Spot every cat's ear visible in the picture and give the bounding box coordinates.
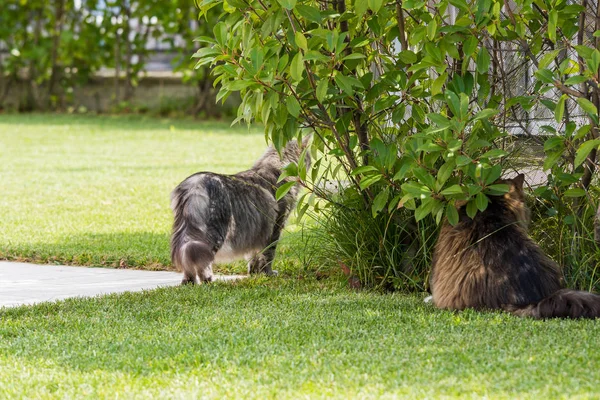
[512,173,525,190]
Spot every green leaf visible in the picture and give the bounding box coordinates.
[368,0,383,13]
[441,184,464,196]
[355,0,368,16]
[563,188,586,198]
[290,52,304,81]
[415,198,435,222]
[316,79,328,102]
[278,162,298,182]
[577,98,598,116]
[575,125,592,141]
[590,50,600,73]
[463,36,478,57]
[393,158,414,181]
[574,139,600,167]
[548,9,557,43]
[275,181,296,200]
[484,164,502,185]
[575,45,594,60]
[304,51,329,62]
[351,165,379,175]
[227,80,254,91]
[459,93,469,120]
[402,182,431,197]
[555,94,566,123]
[359,174,383,190]
[286,96,301,118]
[427,112,451,127]
[564,75,587,85]
[372,189,389,217]
[472,108,498,121]
[467,184,482,196]
[413,167,436,189]
[448,0,469,12]
[485,184,509,195]
[446,203,459,226]
[456,155,472,166]
[277,53,290,72]
[481,149,508,159]
[192,47,221,59]
[334,74,358,95]
[436,160,456,187]
[213,23,228,47]
[535,69,555,84]
[295,32,308,52]
[250,48,263,72]
[225,0,247,8]
[277,0,296,10]
[445,90,460,117]
[388,194,403,212]
[342,53,366,61]
[544,136,565,151]
[476,47,490,74]
[427,18,437,40]
[296,5,322,23]
[475,192,488,211]
[398,51,418,64]
[543,152,562,171]
[538,50,560,69]
[431,72,447,96]
[466,200,478,219]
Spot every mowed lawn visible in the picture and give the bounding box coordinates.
[1,114,600,399]
[0,114,273,272]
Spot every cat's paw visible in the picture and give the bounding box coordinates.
[424,295,433,303]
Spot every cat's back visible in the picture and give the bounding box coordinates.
[430,206,562,311]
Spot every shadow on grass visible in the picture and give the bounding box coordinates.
[0,231,173,270]
[0,228,316,276]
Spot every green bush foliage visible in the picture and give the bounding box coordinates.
[196,0,600,290]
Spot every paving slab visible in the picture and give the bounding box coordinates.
[0,261,243,308]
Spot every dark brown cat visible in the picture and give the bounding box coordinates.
[430,174,600,319]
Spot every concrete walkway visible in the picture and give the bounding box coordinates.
[0,261,242,308]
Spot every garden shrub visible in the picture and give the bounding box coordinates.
[194,0,600,290]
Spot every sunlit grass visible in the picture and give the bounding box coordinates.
[2,114,599,399]
[0,114,295,271]
[2,278,600,399]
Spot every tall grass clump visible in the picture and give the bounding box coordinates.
[529,192,600,293]
[309,185,439,292]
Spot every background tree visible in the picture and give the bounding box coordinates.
[0,0,221,114]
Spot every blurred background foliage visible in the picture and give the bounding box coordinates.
[0,0,232,116]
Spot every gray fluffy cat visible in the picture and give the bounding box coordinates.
[170,138,310,284]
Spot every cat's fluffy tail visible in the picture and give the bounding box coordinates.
[503,289,600,319]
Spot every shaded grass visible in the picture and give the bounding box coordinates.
[0,113,304,272]
[2,278,600,399]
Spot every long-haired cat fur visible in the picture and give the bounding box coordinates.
[430,174,600,318]
[170,138,310,284]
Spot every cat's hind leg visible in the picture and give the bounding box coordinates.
[182,241,215,284]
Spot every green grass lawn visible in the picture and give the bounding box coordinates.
[0,113,302,273]
[1,114,600,399]
[2,279,600,399]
